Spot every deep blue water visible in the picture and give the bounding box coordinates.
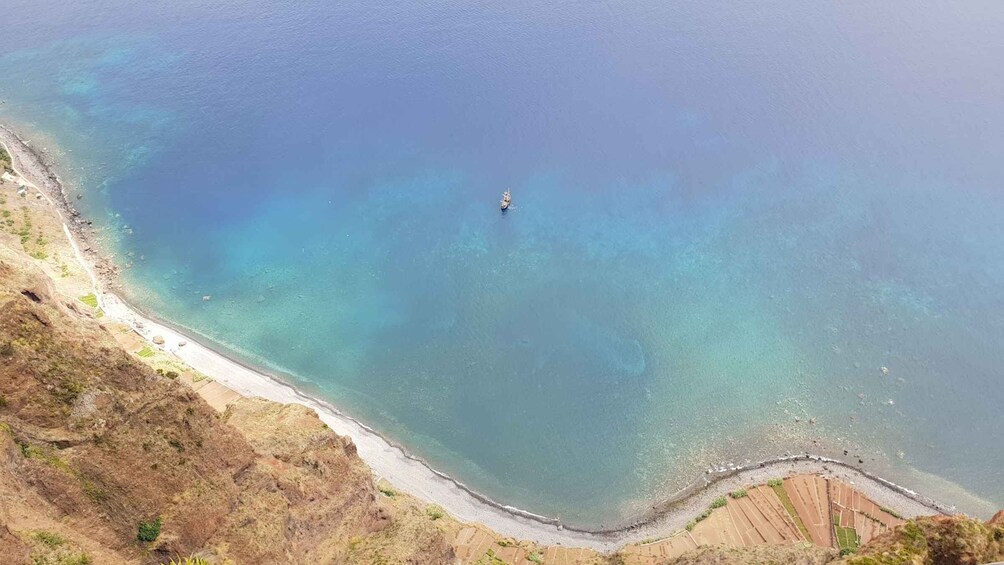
[2,1,1002,525]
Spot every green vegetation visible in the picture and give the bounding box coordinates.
[0,393,7,407]
[27,530,92,565]
[834,523,860,555]
[691,506,714,527]
[32,531,67,548]
[78,294,99,308]
[425,505,444,520]
[19,441,72,473]
[685,520,696,532]
[137,346,155,358]
[137,517,162,542]
[770,481,812,541]
[0,146,11,172]
[527,550,544,564]
[730,489,748,499]
[879,506,903,520]
[18,439,108,504]
[163,558,210,565]
[474,549,507,565]
[56,376,85,404]
[378,485,397,497]
[6,207,50,260]
[710,496,728,509]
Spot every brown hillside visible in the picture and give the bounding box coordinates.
[0,247,454,564]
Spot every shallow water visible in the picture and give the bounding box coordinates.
[1,0,1002,525]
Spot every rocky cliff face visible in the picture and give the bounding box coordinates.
[840,513,1004,565]
[0,246,455,564]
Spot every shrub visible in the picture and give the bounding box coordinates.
[528,551,544,564]
[879,506,904,520]
[685,520,696,532]
[767,478,784,487]
[730,489,747,499]
[710,496,727,509]
[0,342,14,357]
[32,530,66,547]
[165,558,210,565]
[0,394,7,408]
[138,517,162,542]
[425,505,445,520]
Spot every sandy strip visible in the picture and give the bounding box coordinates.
[0,123,953,551]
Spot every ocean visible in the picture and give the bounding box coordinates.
[1,0,1001,526]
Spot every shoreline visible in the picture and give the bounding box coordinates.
[0,122,956,551]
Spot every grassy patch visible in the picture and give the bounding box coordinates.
[137,346,155,358]
[425,505,444,520]
[32,530,66,548]
[528,550,544,564]
[19,441,72,473]
[378,485,396,497]
[710,496,727,509]
[835,524,860,555]
[730,489,748,499]
[0,146,11,172]
[137,517,162,542]
[19,440,108,504]
[767,478,784,487]
[27,529,92,565]
[771,482,812,541]
[78,293,98,308]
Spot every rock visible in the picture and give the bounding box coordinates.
[809,417,816,424]
[880,366,890,375]
[202,295,212,301]
[152,335,165,345]
[178,341,187,347]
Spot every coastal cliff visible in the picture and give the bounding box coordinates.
[0,244,455,564]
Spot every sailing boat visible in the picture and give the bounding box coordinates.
[500,189,512,211]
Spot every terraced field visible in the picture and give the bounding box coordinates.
[618,475,905,565]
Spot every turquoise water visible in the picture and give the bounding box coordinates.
[1,1,1002,525]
